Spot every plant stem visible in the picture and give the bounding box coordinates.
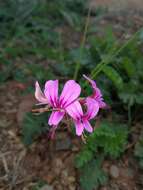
[128,103,132,127]
[73,6,91,80]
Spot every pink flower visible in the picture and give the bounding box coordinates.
[66,97,99,136]
[35,80,81,126]
[83,75,106,109]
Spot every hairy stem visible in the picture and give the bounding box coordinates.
[73,6,91,80]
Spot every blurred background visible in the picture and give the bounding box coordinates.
[0,0,143,190]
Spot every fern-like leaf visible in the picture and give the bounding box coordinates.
[80,157,108,190]
[22,112,49,145]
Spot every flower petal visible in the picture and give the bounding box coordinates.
[74,120,84,136]
[83,74,97,90]
[48,111,65,126]
[83,75,102,99]
[35,81,48,104]
[59,80,81,108]
[85,97,99,120]
[44,80,58,107]
[66,101,83,120]
[83,119,93,133]
[83,75,106,109]
[98,100,107,109]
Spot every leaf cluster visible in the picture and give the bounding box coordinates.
[80,158,108,190]
[22,112,49,146]
[75,120,128,168]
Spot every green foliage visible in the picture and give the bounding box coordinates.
[51,0,87,28]
[92,121,128,157]
[75,147,94,168]
[80,158,108,190]
[22,112,49,146]
[31,180,47,190]
[0,0,86,43]
[0,58,13,83]
[86,29,143,110]
[75,120,128,168]
[118,82,143,106]
[134,132,143,169]
[0,0,89,84]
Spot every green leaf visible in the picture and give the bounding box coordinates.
[91,121,128,158]
[31,180,47,190]
[122,57,136,77]
[135,94,143,105]
[75,148,94,168]
[102,65,124,89]
[118,82,143,106]
[69,48,91,66]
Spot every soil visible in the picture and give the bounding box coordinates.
[0,9,143,190]
[90,0,143,11]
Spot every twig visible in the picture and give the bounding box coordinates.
[0,151,11,158]
[1,156,9,174]
[32,107,63,113]
[81,133,87,144]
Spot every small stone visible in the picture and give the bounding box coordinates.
[40,185,53,190]
[56,132,67,139]
[61,170,68,178]
[61,170,69,185]
[110,183,120,190]
[71,145,79,152]
[5,101,13,107]
[23,187,28,190]
[100,187,108,190]
[120,168,134,179]
[69,185,76,190]
[110,165,119,178]
[103,161,110,173]
[68,176,76,183]
[55,137,72,151]
[43,174,55,184]
[54,158,63,168]
[0,118,12,128]
[53,158,64,175]
[54,184,63,190]
[5,108,17,114]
